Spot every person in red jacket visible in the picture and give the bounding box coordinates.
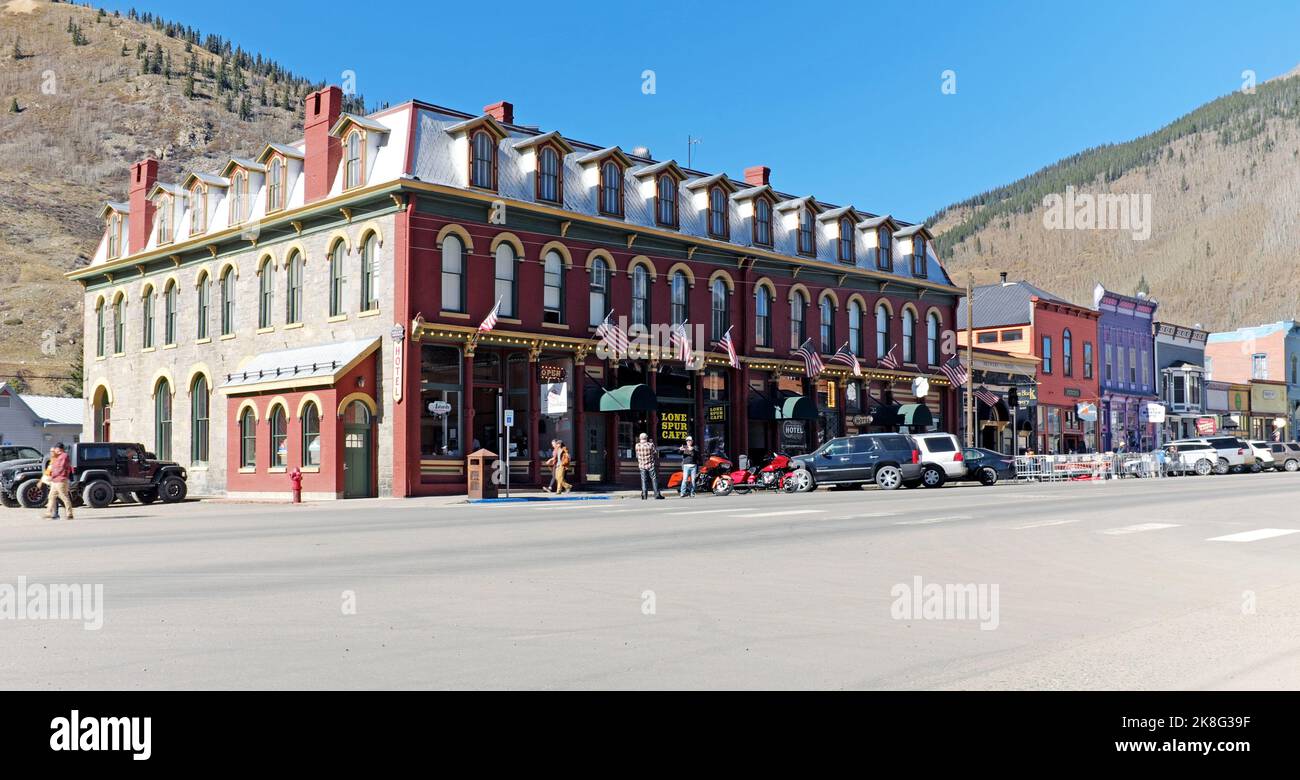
[43,443,74,520]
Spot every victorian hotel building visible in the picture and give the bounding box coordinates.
[75,87,961,498]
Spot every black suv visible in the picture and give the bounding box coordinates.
[0,449,46,508]
[788,433,922,491]
[1,442,188,509]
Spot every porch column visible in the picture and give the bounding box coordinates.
[463,344,476,459]
[528,345,540,485]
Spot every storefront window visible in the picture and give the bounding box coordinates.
[421,344,462,458]
[507,354,530,459]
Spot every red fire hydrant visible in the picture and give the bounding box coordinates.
[289,467,303,504]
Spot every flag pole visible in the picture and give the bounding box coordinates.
[966,273,975,448]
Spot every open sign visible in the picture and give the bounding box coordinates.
[428,400,452,415]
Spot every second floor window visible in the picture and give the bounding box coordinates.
[258,260,274,328]
[819,298,834,353]
[164,282,177,345]
[285,251,303,324]
[267,158,284,211]
[902,309,916,363]
[708,186,729,238]
[470,130,496,190]
[631,264,649,327]
[329,241,347,317]
[755,286,772,347]
[599,160,623,216]
[589,258,609,327]
[1063,329,1073,377]
[536,146,562,203]
[656,174,678,228]
[911,236,927,275]
[543,250,564,325]
[1042,335,1053,374]
[670,271,688,325]
[790,291,806,347]
[877,228,893,270]
[345,131,363,189]
[927,312,940,365]
[441,235,464,313]
[1083,342,1093,379]
[797,206,816,256]
[753,198,773,247]
[196,274,210,340]
[221,268,236,336]
[710,279,728,342]
[875,304,889,358]
[142,289,155,349]
[113,296,125,354]
[361,234,378,311]
[494,243,516,317]
[230,172,247,224]
[1252,353,1267,379]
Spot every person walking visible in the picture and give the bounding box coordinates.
[635,433,663,500]
[41,447,61,519]
[677,436,698,497]
[554,440,572,494]
[43,443,74,520]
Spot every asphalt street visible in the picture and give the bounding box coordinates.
[2,472,1299,689]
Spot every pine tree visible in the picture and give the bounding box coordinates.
[151,43,163,74]
[62,351,84,399]
[1135,275,1150,297]
[239,94,253,121]
[223,94,234,112]
[183,73,195,99]
[8,97,19,114]
[259,84,267,106]
[11,36,20,61]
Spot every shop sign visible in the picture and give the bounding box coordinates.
[848,414,873,427]
[781,420,805,444]
[659,411,690,443]
[542,382,568,416]
[1064,388,1082,398]
[706,405,727,423]
[539,363,567,384]
[1146,403,1166,424]
[1076,402,1098,421]
[1195,417,1217,435]
[428,400,452,415]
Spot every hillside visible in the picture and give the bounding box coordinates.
[0,0,369,395]
[928,68,1300,330]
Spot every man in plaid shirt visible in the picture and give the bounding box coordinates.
[635,433,664,500]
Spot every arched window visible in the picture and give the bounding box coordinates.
[536,146,562,203]
[301,402,321,467]
[708,186,729,239]
[196,272,209,340]
[911,235,927,275]
[107,214,122,259]
[494,242,516,317]
[755,285,772,348]
[753,198,773,247]
[142,287,155,349]
[849,300,863,356]
[285,250,303,324]
[269,405,288,468]
[588,257,609,327]
[655,174,678,228]
[875,303,890,358]
[267,157,284,211]
[902,309,916,363]
[926,311,941,365]
[164,281,177,345]
[189,184,206,236]
[820,297,834,353]
[1063,328,1073,377]
[631,264,650,328]
[360,233,378,312]
[441,235,463,313]
[470,129,497,190]
[95,299,106,357]
[710,278,728,342]
[543,249,564,325]
[797,206,816,256]
[877,228,893,271]
[257,259,274,328]
[220,267,236,336]
[344,131,363,189]
[112,294,125,354]
[239,407,256,468]
[838,217,855,263]
[191,375,209,464]
[670,271,688,325]
[229,172,246,225]
[599,160,623,217]
[329,241,346,317]
[93,386,111,442]
[154,379,172,461]
[156,195,173,244]
[790,290,807,347]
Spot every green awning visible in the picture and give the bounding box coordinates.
[598,384,657,412]
[776,395,819,420]
[869,404,901,426]
[898,403,934,428]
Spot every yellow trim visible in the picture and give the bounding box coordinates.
[238,467,256,474]
[300,466,321,474]
[284,322,305,330]
[296,393,324,419]
[139,281,156,300]
[489,231,526,258]
[666,262,696,287]
[357,219,385,249]
[925,305,945,327]
[196,337,212,345]
[265,395,291,420]
[846,292,869,313]
[436,223,475,254]
[627,255,657,282]
[875,298,895,317]
[357,309,382,318]
[337,392,378,416]
[90,378,114,405]
[217,259,240,281]
[788,283,811,304]
[541,322,568,330]
[220,334,236,341]
[257,252,277,273]
[538,240,574,268]
[188,363,214,392]
[256,326,275,334]
[327,229,351,254]
[818,288,840,308]
[754,276,777,297]
[585,248,617,274]
[150,368,176,396]
[282,240,308,265]
[194,267,211,288]
[707,269,735,291]
[236,399,260,422]
[440,311,471,320]
[327,314,348,323]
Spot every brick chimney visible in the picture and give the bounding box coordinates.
[484,100,514,124]
[744,165,770,186]
[304,85,344,202]
[128,158,158,255]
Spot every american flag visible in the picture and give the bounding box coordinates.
[477,297,502,333]
[830,342,861,377]
[1273,427,1282,442]
[670,321,692,363]
[879,343,901,369]
[717,327,739,368]
[938,354,968,387]
[974,387,1000,406]
[794,339,825,378]
[595,311,630,355]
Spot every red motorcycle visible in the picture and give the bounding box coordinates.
[713,452,795,495]
[666,454,733,494]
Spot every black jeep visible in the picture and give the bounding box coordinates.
[2,442,188,509]
[0,450,46,508]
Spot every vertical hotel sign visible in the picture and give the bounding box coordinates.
[390,325,405,402]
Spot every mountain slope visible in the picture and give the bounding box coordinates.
[928,69,1300,329]
[0,0,367,394]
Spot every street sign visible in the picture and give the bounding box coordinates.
[1146,403,1166,424]
[504,409,515,428]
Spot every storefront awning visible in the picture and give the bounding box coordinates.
[898,403,934,428]
[597,384,657,412]
[869,404,901,426]
[776,395,818,420]
[219,337,380,394]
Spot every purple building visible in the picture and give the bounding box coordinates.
[1093,284,1158,451]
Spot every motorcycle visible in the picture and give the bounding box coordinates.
[665,454,733,495]
[713,452,795,495]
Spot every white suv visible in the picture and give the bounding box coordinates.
[1171,437,1252,474]
[1163,441,1217,476]
[1247,441,1277,471]
[912,433,965,488]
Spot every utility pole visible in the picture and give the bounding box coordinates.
[966,273,976,448]
[687,136,701,168]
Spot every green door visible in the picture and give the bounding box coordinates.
[342,400,373,498]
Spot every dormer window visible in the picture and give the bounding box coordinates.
[797,206,816,256]
[753,196,773,247]
[877,228,893,271]
[911,235,926,275]
[229,172,247,225]
[156,196,173,245]
[837,217,855,263]
[655,174,678,228]
[106,213,123,259]
[267,157,285,212]
[470,129,497,190]
[344,130,364,190]
[599,160,624,217]
[189,183,207,236]
[536,145,562,203]
[708,186,729,239]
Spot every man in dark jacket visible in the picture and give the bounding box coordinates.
[677,436,698,497]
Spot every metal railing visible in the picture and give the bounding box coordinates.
[1014,453,1170,481]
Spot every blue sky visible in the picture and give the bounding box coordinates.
[102,0,1300,222]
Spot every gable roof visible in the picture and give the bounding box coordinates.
[511,130,575,155]
[576,145,634,169]
[443,114,508,141]
[957,280,1070,329]
[329,112,390,137]
[683,172,738,193]
[256,142,305,164]
[0,383,82,428]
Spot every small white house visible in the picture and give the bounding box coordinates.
[0,382,83,450]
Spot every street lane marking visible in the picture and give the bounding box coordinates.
[731,509,825,518]
[895,515,971,525]
[1207,528,1300,543]
[1010,518,1080,530]
[670,508,747,516]
[1100,522,1181,535]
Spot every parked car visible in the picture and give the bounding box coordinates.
[960,448,1016,485]
[8,442,188,510]
[910,432,965,488]
[1268,441,1300,472]
[1171,437,1252,474]
[0,445,42,465]
[0,452,48,508]
[1162,441,1217,476]
[1246,441,1277,472]
[787,433,921,491]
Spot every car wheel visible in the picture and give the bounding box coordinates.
[977,467,999,486]
[1213,458,1230,475]
[84,480,116,509]
[159,476,188,504]
[0,491,18,508]
[1286,459,1299,472]
[875,465,903,490]
[920,465,945,488]
[16,479,48,509]
[787,468,814,493]
[712,475,733,496]
[1193,458,1213,477]
[136,490,158,505]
